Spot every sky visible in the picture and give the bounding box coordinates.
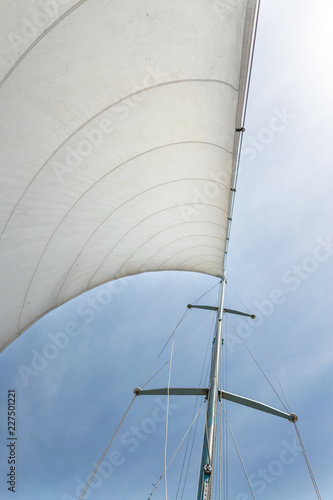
[1,1,333,499]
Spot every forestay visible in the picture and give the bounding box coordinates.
[0,0,257,351]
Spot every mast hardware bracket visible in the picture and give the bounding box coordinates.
[187,304,218,311]
[135,388,298,423]
[187,305,256,320]
[134,387,209,397]
[220,390,298,422]
[204,464,212,474]
[236,127,245,132]
[223,308,255,319]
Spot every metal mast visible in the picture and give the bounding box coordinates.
[197,275,226,500]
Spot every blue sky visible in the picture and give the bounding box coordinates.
[1,1,333,499]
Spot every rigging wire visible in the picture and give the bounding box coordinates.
[148,400,206,499]
[226,315,289,412]
[222,406,226,500]
[164,322,176,500]
[142,312,216,389]
[253,330,323,500]
[77,282,222,500]
[176,317,215,499]
[226,283,292,411]
[180,405,202,500]
[218,346,222,500]
[254,324,323,499]
[181,325,214,499]
[78,395,137,500]
[227,282,291,406]
[140,308,190,388]
[222,298,229,500]
[140,280,220,389]
[195,318,218,500]
[254,323,292,411]
[220,402,256,500]
[225,282,251,313]
[192,280,221,305]
[204,411,211,466]
[293,422,322,500]
[225,313,229,500]
[226,285,323,499]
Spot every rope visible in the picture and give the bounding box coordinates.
[221,403,256,500]
[294,423,322,500]
[78,395,136,500]
[148,400,206,499]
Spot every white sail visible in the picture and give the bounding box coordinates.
[0,0,257,351]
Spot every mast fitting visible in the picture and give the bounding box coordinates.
[224,308,255,319]
[204,464,212,474]
[187,304,218,311]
